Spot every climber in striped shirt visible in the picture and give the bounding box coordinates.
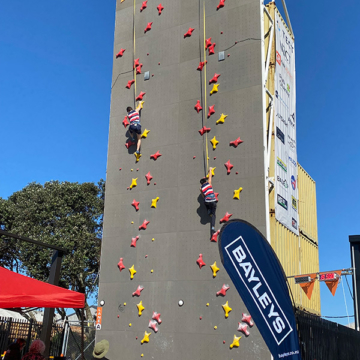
[200,167,217,233]
[127,102,143,155]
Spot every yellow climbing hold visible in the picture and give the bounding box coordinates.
[229,335,241,349]
[134,152,142,162]
[214,326,217,330]
[206,303,209,307]
[131,169,133,171]
[139,101,145,109]
[222,301,232,318]
[124,302,127,306]
[141,355,144,358]
[210,136,219,150]
[131,221,134,224]
[152,238,155,241]
[141,129,150,138]
[141,331,151,344]
[130,178,138,189]
[151,197,160,208]
[210,83,219,95]
[216,113,228,124]
[129,323,132,327]
[129,265,137,280]
[233,187,243,200]
[206,167,216,178]
[210,261,220,278]
[137,300,145,316]
[151,269,154,273]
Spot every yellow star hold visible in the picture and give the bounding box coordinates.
[229,335,241,349]
[129,265,137,280]
[141,331,151,344]
[210,136,219,150]
[233,187,243,200]
[210,261,220,278]
[210,83,219,95]
[206,167,216,178]
[134,152,142,162]
[141,129,150,138]
[151,197,160,208]
[139,101,145,109]
[216,113,228,124]
[137,300,145,316]
[222,301,232,318]
[130,178,138,189]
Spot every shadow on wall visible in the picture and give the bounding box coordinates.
[196,193,211,226]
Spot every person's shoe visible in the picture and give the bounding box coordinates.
[135,150,140,154]
[211,227,215,234]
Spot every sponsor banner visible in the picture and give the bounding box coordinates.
[274,13,299,235]
[219,220,301,359]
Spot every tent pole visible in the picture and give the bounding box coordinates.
[81,307,85,360]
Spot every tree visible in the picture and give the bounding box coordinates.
[0,180,105,321]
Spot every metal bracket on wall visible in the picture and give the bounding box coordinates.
[144,71,150,81]
[218,51,225,61]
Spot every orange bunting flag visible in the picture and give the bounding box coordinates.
[323,270,342,296]
[295,273,317,300]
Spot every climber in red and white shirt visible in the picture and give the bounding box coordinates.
[126,102,143,155]
[200,167,217,233]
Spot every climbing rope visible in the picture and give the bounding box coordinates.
[133,0,137,107]
[203,0,209,174]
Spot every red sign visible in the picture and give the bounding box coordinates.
[276,51,281,65]
[96,307,102,330]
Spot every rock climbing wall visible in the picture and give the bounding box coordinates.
[97,0,271,358]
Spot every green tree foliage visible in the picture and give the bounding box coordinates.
[0,180,105,320]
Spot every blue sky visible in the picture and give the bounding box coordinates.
[0,0,359,325]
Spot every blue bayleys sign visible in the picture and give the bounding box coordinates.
[218,219,301,359]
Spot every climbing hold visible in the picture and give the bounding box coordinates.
[217,284,230,296]
[139,219,150,230]
[137,300,145,316]
[224,160,233,174]
[210,136,219,150]
[217,0,225,10]
[136,91,146,101]
[117,315,119,318]
[194,100,203,113]
[158,62,160,65]
[238,323,250,336]
[154,183,156,185]
[138,101,145,109]
[125,141,135,149]
[210,84,219,95]
[118,258,126,272]
[206,167,216,178]
[208,43,216,55]
[236,172,238,175]
[136,64,143,74]
[124,302,126,306]
[196,254,206,269]
[140,0,147,12]
[214,192,219,201]
[129,265,137,279]
[208,105,215,118]
[157,3,164,15]
[132,285,144,297]
[209,73,221,84]
[148,320,158,333]
[131,169,134,172]
[131,235,140,247]
[197,61,207,71]
[141,129,150,138]
[198,126,211,136]
[141,354,143,357]
[130,178,138,189]
[210,261,220,277]
[152,238,155,241]
[150,150,162,160]
[223,340,225,344]
[221,31,223,34]
[193,156,196,159]
[206,303,210,307]
[134,58,140,69]
[216,113,228,125]
[214,157,216,160]
[205,37,212,49]
[151,269,154,273]
[211,229,220,242]
[129,323,132,327]
[137,168,139,171]
[220,212,232,223]
[151,197,160,208]
[145,172,153,185]
[199,316,202,320]
[222,301,232,318]
[131,199,140,211]
[134,152,142,162]
[242,313,254,327]
[184,28,195,38]
[131,221,134,224]
[233,187,243,200]
[152,311,162,323]
[145,254,148,258]
[116,48,126,58]
[123,116,130,128]
[144,22,153,33]
[229,335,241,349]
[126,79,135,89]
[141,331,151,344]
[214,326,217,330]
[230,137,244,147]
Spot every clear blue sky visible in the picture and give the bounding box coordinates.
[0,0,359,326]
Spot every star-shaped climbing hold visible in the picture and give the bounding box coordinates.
[210,261,220,277]
[206,167,216,178]
[148,320,158,333]
[233,187,243,200]
[238,323,250,336]
[208,105,215,118]
[209,73,221,84]
[152,311,162,323]
[208,43,216,55]
[220,212,233,223]
[118,258,126,272]
[151,197,159,208]
[199,126,211,136]
[157,3,164,15]
[211,229,220,242]
[131,199,140,211]
[197,61,207,71]
[224,160,233,174]
[116,48,126,58]
[131,235,140,247]
[205,37,212,49]
[144,22,153,33]
[130,178,138,190]
[230,137,244,147]
[216,284,230,296]
[217,0,225,10]
[134,58,140,69]
[141,331,151,344]
[132,285,144,297]
[137,300,145,316]
[141,129,150,138]
[242,313,254,327]
[216,113,228,124]
[230,334,241,349]
[134,152,142,162]
[214,192,219,201]
[136,91,146,101]
[222,301,232,318]
[140,0,147,12]
[139,219,150,230]
[210,136,219,150]
[197,254,206,269]
[145,171,153,185]
[184,27,195,38]
[129,265,137,279]
[126,79,135,89]
[122,116,130,128]
[210,84,219,95]
[136,63,143,74]
[150,150,162,160]
[194,100,203,113]
[125,140,135,149]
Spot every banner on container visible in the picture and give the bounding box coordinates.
[274,12,299,235]
[219,220,301,359]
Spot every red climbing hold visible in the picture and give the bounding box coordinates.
[193,156,196,159]
[116,48,126,58]
[211,229,220,242]
[238,323,250,336]
[216,284,230,296]
[197,61,207,71]
[220,212,233,223]
[139,219,150,230]
[209,73,221,84]
[132,285,144,297]
[217,0,225,10]
[152,311,162,324]
[197,254,206,269]
[123,116,130,128]
[224,160,234,174]
[131,235,140,247]
[208,105,215,118]
[208,43,216,55]
[230,137,244,147]
[144,22,153,33]
[148,320,158,333]
[136,64,143,74]
[205,37,212,49]
[194,100,203,113]
[134,58,140,69]
[184,28,195,38]
[242,313,254,327]
[214,192,219,201]
[125,141,136,149]
[131,199,140,211]
[198,126,211,136]
[140,0,147,12]
[126,79,135,89]
[150,151,162,160]
[136,91,146,101]
[145,172,153,185]
[118,258,126,272]
[157,3,164,15]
